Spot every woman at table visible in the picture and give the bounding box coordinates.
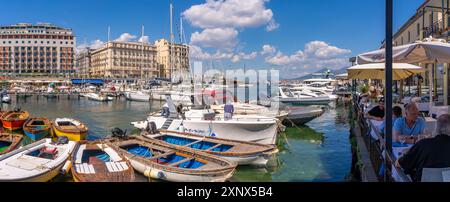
[393,102,427,145]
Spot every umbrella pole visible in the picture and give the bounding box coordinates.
[429,63,434,108]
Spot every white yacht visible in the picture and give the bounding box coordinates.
[277,87,333,105]
[124,90,151,102]
[84,92,113,102]
[131,96,279,145]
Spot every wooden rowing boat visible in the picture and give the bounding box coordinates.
[0,138,77,182]
[23,118,51,141]
[106,134,236,182]
[71,140,135,182]
[0,133,23,156]
[0,110,30,131]
[142,130,278,166]
[53,118,88,141]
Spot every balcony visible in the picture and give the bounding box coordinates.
[423,19,447,38]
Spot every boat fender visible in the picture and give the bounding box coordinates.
[144,168,164,179]
[60,160,72,175]
[178,123,185,133]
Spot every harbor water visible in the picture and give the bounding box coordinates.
[0,95,352,182]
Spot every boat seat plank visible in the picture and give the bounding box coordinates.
[79,164,85,173]
[205,144,222,151]
[119,162,128,170]
[184,140,204,147]
[104,148,122,161]
[105,162,113,172]
[75,145,86,164]
[106,162,125,172]
[169,157,194,167]
[149,152,176,160]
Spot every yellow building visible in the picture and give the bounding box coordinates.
[393,0,449,106]
[89,41,159,78]
[155,39,189,78]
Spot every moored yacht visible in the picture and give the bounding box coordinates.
[131,96,279,145]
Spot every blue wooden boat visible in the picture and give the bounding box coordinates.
[141,130,279,166]
[23,118,51,141]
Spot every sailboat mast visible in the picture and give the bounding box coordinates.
[170,0,174,84]
[141,24,144,81]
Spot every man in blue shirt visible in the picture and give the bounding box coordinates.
[380,106,403,135]
[393,102,426,144]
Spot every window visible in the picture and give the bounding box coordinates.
[417,23,420,36]
[408,31,410,42]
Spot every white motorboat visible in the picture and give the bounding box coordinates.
[125,90,151,102]
[0,138,77,182]
[131,96,280,145]
[84,93,113,102]
[283,106,325,126]
[277,87,332,105]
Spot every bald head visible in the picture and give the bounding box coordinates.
[436,114,450,136]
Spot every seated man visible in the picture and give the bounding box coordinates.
[393,102,426,144]
[366,98,385,121]
[396,114,450,182]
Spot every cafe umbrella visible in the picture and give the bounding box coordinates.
[347,63,424,81]
[356,37,450,106]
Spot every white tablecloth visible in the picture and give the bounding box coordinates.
[392,145,413,182]
[369,120,384,140]
[425,117,437,135]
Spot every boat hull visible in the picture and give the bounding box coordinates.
[24,130,50,141]
[128,157,234,182]
[125,92,150,102]
[1,120,26,131]
[147,117,278,145]
[9,162,65,182]
[279,97,331,105]
[53,128,87,141]
[283,108,325,126]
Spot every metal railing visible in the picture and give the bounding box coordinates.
[423,19,445,38]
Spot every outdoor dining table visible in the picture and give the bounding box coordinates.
[391,142,414,182]
[421,168,450,182]
[424,117,437,134]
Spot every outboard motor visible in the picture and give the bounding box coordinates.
[146,121,158,134]
[13,107,21,112]
[56,136,69,145]
[111,127,127,139]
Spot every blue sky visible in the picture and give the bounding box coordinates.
[0,0,425,79]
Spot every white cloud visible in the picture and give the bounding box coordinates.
[115,33,137,42]
[90,40,105,49]
[266,19,279,32]
[190,45,212,60]
[138,36,150,44]
[230,52,257,63]
[183,0,277,30]
[190,28,238,49]
[190,45,257,63]
[76,39,105,53]
[261,44,276,55]
[265,41,351,71]
[304,41,351,59]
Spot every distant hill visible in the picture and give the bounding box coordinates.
[287,67,349,81]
